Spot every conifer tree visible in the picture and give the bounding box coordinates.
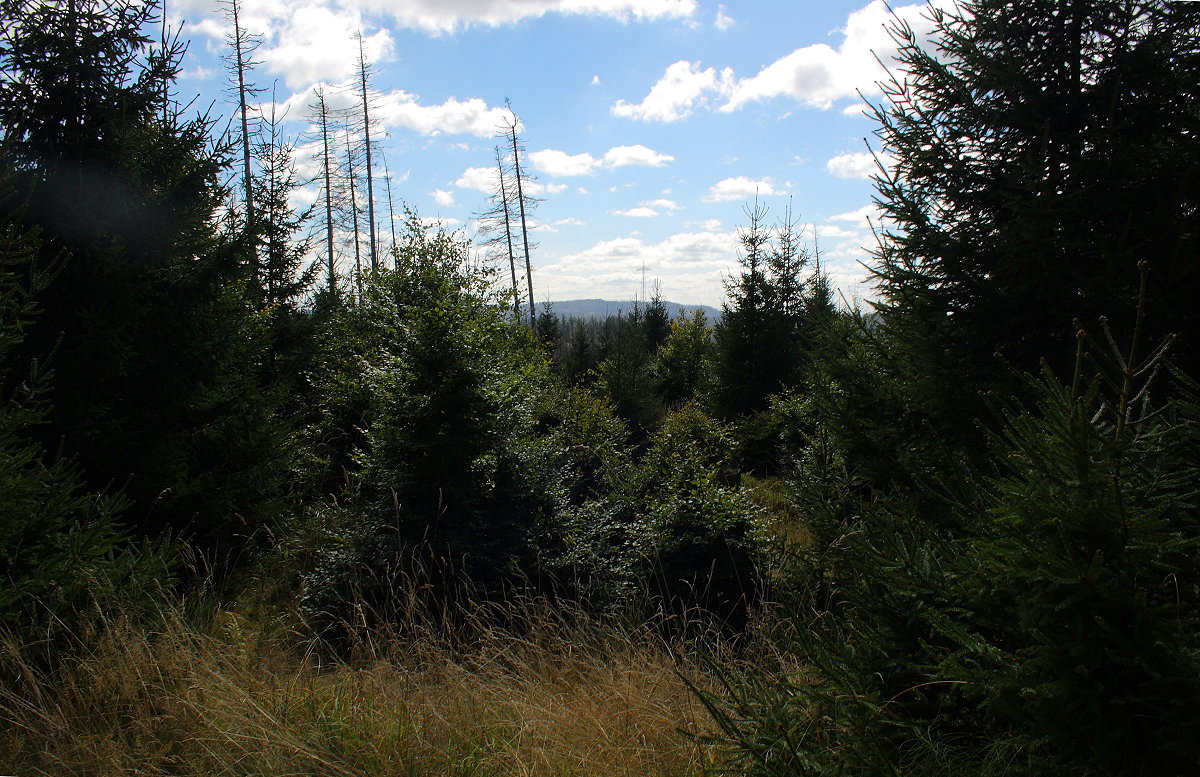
[0,178,163,639]
[710,201,784,418]
[871,0,1200,423]
[0,0,276,552]
[251,92,316,309]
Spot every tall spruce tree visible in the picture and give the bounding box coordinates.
[711,201,797,420]
[871,0,1200,429]
[0,0,273,554]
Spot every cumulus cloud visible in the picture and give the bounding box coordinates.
[810,205,893,304]
[614,0,953,121]
[714,4,734,30]
[530,181,570,195]
[377,92,511,136]
[704,176,783,202]
[614,198,679,218]
[603,144,674,167]
[825,151,890,179]
[829,204,880,223]
[263,9,393,88]
[612,60,733,122]
[540,229,739,303]
[456,166,495,192]
[420,215,461,228]
[529,149,600,177]
[527,144,675,177]
[358,0,698,34]
[432,188,456,206]
[279,84,508,137]
[186,0,698,41]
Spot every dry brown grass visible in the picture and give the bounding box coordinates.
[0,594,730,777]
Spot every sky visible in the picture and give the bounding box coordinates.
[166,0,946,307]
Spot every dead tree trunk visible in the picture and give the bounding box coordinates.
[506,112,536,328]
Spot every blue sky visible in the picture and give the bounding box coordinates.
[169,0,946,307]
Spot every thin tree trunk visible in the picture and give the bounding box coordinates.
[315,89,336,293]
[358,36,377,272]
[345,136,362,297]
[509,123,536,327]
[382,153,398,261]
[231,0,254,242]
[495,147,520,319]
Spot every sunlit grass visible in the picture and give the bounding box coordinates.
[0,592,731,776]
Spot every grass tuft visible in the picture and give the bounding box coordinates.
[0,590,730,776]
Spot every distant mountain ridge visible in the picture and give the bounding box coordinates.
[540,299,721,321]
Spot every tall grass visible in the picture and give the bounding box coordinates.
[0,589,732,776]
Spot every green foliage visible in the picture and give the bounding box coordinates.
[711,203,785,419]
[300,216,570,624]
[632,405,762,619]
[709,203,831,450]
[706,347,1200,775]
[0,0,289,559]
[703,4,1200,774]
[871,0,1200,423]
[0,185,169,641]
[653,308,713,409]
[596,305,665,434]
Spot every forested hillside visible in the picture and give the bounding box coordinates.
[2,1,1198,775]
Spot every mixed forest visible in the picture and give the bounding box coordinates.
[2,1,1199,775]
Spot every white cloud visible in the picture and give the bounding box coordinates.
[456,166,495,192]
[541,229,740,303]
[704,176,783,202]
[377,91,510,136]
[614,198,679,218]
[814,225,861,240]
[555,217,586,226]
[829,204,879,223]
[722,0,949,112]
[432,188,456,206]
[455,165,566,196]
[689,218,723,232]
[358,0,698,34]
[612,60,733,122]
[262,9,393,88]
[279,84,508,138]
[527,144,675,177]
[420,215,461,228]
[603,144,675,167]
[714,4,734,30]
[591,74,601,85]
[614,207,661,218]
[826,151,887,179]
[529,149,601,176]
[186,0,698,42]
[530,181,570,195]
[614,0,952,121]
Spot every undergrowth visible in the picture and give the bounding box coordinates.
[0,589,743,777]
